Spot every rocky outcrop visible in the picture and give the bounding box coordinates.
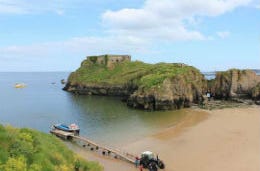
[127,71,206,110]
[210,69,260,100]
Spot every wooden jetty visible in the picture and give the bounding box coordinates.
[50,129,74,139]
[50,128,136,164]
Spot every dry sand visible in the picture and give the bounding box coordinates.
[74,106,260,171]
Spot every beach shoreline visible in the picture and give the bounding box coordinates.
[72,106,260,171]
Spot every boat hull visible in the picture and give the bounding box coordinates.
[53,124,80,135]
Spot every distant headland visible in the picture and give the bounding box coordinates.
[63,54,260,110]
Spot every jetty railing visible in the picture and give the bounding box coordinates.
[50,129,137,164]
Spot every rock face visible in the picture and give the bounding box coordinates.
[210,69,260,100]
[127,72,206,110]
[63,84,137,97]
[64,56,207,110]
[252,83,260,100]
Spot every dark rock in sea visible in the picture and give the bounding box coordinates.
[61,79,66,84]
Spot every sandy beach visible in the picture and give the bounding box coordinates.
[74,106,260,171]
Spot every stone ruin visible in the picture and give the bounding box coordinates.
[86,54,131,68]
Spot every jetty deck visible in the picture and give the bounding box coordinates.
[50,129,74,139]
[50,128,136,164]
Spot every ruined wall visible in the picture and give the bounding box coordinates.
[106,55,131,68]
[86,54,131,67]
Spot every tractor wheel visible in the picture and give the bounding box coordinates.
[158,160,165,169]
[149,161,158,171]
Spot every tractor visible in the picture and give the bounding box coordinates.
[139,151,165,170]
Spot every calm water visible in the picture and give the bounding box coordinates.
[0,72,191,146]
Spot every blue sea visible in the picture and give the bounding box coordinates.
[0,72,190,146]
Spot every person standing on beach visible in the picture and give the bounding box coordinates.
[206,91,211,101]
[139,164,143,171]
[135,156,140,167]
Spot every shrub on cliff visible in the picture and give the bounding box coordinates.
[0,124,102,171]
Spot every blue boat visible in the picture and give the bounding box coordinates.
[53,123,80,135]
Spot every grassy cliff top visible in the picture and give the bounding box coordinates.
[0,124,102,171]
[68,60,203,89]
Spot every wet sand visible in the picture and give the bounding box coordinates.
[72,106,260,171]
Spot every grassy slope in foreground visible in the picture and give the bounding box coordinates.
[68,60,202,90]
[0,124,102,171]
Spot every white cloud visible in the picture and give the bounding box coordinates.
[55,9,64,15]
[0,0,252,42]
[0,0,27,14]
[0,35,148,60]
[0,35,150,71]
[0,0,50,14]
[102,0,251,41]
[0,0,254,71]
[0,0,81,14]
[217,31,230,39]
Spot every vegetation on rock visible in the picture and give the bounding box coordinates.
[64,59,206,110]
[68,60,151,86]
[67,60,203,89]
[0,124,102,171]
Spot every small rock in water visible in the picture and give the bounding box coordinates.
[61,79,66,84]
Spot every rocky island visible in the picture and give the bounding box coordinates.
[63,55,207,110]
[64,54,260,110]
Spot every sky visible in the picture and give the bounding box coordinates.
[0,0,259,72]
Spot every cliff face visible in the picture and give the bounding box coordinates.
[210,69,260,100]
[252,83,260,100]
[64,57,206,110]
[127,70,206,110]
[63,84,137,97]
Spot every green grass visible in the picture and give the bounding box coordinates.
[69,61,151,85]
[0,124,102,171]
[138,63,201,89]
[68,60,202,90]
